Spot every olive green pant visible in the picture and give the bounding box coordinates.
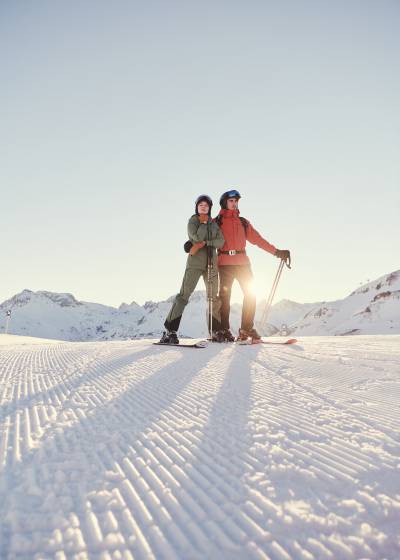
[164,267,222,332]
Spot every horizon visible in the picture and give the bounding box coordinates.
[1,265,397,310]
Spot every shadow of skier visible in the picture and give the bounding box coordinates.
[0,343,223,557]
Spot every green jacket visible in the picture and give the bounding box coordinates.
[186,215,225,270]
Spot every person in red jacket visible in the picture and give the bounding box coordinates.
[216,189,290,342]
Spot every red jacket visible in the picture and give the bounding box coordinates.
[216,209,277,266]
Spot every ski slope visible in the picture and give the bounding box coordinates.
[0,334,399,559]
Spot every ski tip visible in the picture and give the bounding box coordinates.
[233,337,299,346]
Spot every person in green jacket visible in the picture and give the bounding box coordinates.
[160,195,225,344]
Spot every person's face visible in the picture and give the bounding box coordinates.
[198,201,209,215]
[227,197,238,210]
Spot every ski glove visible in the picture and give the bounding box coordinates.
[198,214,209,224]
[190,241,206,256]
[275,249,291,262]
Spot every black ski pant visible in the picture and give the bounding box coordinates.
[219,264,256,331]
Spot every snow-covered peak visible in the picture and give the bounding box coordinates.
[292,269,400,336]
[0,289,82,310]
[0,289,36,309]
[260,298,320,335]
[271,298,317,312]
[37,291,82,307]
[273,298,300,308]
[350,270,400,297]
[119,301,141,310]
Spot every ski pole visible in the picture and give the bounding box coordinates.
[259,258,287,332]
[207,222,213,338]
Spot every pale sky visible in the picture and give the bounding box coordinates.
[1,0,399,308]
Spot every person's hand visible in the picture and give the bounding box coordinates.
[199,214,209,224]
[190,241,206,256]
[275,249,291,262]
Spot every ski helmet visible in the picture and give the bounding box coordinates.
[219,189,241,209]
[195,194,213,215]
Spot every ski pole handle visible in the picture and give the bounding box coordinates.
[275,249,291,269]
[284,255,291,269]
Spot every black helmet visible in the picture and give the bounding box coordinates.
[195,194,213,215]
[219,189,241,209]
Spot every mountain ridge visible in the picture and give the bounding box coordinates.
[1,270,398,340]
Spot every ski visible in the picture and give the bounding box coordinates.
[237,338,298,346]
[153,339,208,348]
[260,338,297,345]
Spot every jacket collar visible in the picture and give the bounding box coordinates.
[219,208,240,218]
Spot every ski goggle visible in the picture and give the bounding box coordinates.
[224,189,241,199]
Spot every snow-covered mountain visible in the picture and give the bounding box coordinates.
[0,289,249,341]
[0,289,144,341]
[292,270,400,336]
[0,288,311,341]
[0,270,398,340]
[263,299,319,334]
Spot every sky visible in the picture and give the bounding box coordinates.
[1,0,399,308]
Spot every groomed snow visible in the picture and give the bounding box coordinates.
[0,334,399,558]
[0,333,63,345]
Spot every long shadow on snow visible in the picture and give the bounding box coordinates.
[177,343,264,556]
[0,343,151,421]
[0,343,224,557]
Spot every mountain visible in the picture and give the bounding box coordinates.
[262,298,319,334]
[0,270,398,340]
[0,289,144,341]
[0,288,310,341]
[291,270,400,336]
[0,289,246,341]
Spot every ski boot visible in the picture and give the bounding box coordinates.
[222,328,235,342]
[237,327,262,344]
[247,327,261,341]
[159,330,179,344]
[237,328,250,342]
[211,330,225,343]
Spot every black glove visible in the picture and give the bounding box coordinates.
[275,249,291,262]
[184,240,193,253]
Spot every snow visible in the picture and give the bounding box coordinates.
[292,270,400,336]
[0,334,63,345]
[0,334,399,558]
[2,269,399,341]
